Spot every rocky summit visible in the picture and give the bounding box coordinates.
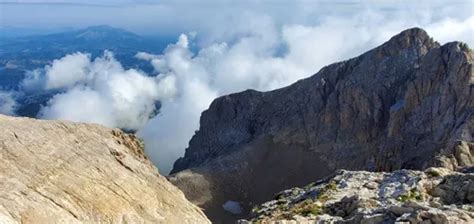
[0,115,210,223]
[169,28,473,222]
[240,167,473,223]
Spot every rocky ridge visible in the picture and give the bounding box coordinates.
[239,167,473,224]
[169,28,473,222]
[0,114,210,223]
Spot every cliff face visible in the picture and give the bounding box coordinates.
[0,115,210,223]
[169,28,473,222]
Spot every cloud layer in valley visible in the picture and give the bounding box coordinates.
[2,1,473,174]
[0,91,17,115]
[21,51,170,130]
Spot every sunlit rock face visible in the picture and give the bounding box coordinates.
[0,114,210,224]
[169,28,473,222]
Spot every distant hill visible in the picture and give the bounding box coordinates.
[0,26,75,39]
[0,25,168,58]
[0,25,173,117]
[0,25,173,79]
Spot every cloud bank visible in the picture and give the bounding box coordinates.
[22,51,170,130]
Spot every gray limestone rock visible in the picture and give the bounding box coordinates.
[244,168,473,223]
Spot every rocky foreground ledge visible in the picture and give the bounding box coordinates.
[0,115,210,223]
[240,167,473,224]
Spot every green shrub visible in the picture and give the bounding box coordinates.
[396,188,422,202]
[317,181,337,202]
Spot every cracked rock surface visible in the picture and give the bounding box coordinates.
[0,115,210,223]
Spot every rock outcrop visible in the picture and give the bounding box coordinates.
[240,167,474,223]
[169,28,473,222]
[0,114,210,223]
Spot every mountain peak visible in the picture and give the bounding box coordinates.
[82,25,127,32]
[391,27,430,42]
[73,25,140,40]
[378,27,439,56]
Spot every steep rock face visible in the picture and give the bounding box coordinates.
[0,115,210,223]
[241,168,474,223]
[169,28,473,222]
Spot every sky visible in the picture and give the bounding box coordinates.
[1,0,473,174]
[1,1,473,38]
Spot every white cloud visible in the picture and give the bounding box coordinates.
[28,51,169,130]
[135,52,160,61]
[39,87,114,125]
[0,91,17,115]
[21,69,45,92]
[44,52,91,90]
[425,16,474,45]
[21,52,91,91]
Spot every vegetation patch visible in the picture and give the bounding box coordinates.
[291,199,324,217]
[426,169,441,177]
[317,181,337,202]
[396,188,423,202]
